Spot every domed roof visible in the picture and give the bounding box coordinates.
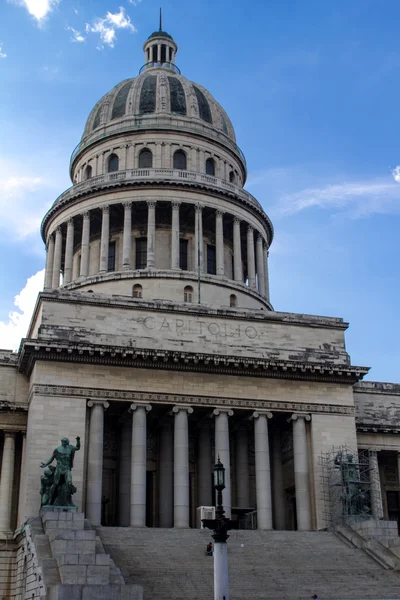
[81,69,236,144]
[147,30,173,40]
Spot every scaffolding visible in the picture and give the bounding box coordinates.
[319,445,375,527]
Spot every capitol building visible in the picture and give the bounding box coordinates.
[1,23,400,600]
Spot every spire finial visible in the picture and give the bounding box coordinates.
[159,7,162,31]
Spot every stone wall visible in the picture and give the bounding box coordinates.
[355,381,400,431]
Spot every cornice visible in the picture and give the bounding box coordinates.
[0,401,28,413]
[356,424,400,435]
[354,381,400,396]
[29,383,355,416]
[18,338,368,383]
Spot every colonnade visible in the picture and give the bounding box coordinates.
[85,403,313,530]
[44,200,270,301]
[0,431,24,533]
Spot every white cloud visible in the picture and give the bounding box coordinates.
[0,44,7,59]
[11,0,60,23]
[66,26,85,43]
[0,270,44,351]
[85,7,136,49]
[392,165,400,183]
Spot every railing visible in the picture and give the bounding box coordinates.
[139,61,181,74]
[50,168,266,214]
[238,510,258,530]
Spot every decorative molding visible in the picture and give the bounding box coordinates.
[29,384,355,416]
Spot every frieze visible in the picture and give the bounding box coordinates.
[30,384,355,416]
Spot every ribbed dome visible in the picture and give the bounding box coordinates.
[81,69,236,144]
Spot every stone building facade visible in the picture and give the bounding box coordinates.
[1,25,400,573]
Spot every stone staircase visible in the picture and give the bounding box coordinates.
[98,527,400,600]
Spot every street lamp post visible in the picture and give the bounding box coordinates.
[202,458,233,600]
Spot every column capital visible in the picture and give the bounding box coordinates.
[233,216,241,225]
[3,431,16,439]
[216,210,225,218]
[101,205,110,214]
[82,211,90,219]
[87,400,109,409]
[55,226,62,235]
[213,408,234,417]
[67,218,74,227]
[147,200,157,208]
[171,201,181,209]
[257,233,264,243]
[247,225,254,233]
[289,413,311,422]
[172,405,193,415]
[252,411,273,420]
[130,403,152,412]
[122,201,132,210]
[195,203,203,213]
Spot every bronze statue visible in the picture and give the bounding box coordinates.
[40,437,80,507]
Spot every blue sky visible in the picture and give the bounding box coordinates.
[0,0,399,381]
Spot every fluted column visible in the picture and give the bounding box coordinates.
[247,226,256,288]
[216,211,224,276]
[253,411,273,529]
[17,433,26,528]
[213,409,233,518]
[194,204,203,273]
[122,202,132,270]
[264,243,270,301]
[369,450,384,519]
[291,414,312,530]
[256,235,265,294]
[130,403,152,527]
[146,201,156,269]
[159,419,174,527]
[64,219,74,284]
[52,227,62,288]
[118,415,131,526]
[99,206,110,273]
[171,201,180,270]
[80,211,90,277]
[235,425,250,508]
[272,428,285,529]
[44,235,55,290]
[233,217,242,282]
[86,401,109,525]
[0,432,16,532]
[198,421,212,507]
[173,406,193,527]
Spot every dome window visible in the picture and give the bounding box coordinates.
[193,86,212,124]
[84,165,92,180]
[108,154,119,173]
[111,81,132,120]
[205,158,215,176]
[229,171,236,184]
[168,77,187,115]
[184,285,193,303]
[133,284,143,298]
[230,294,237,308]
[139,75,157,114]
[173,150,187,170]
[92,106,102,131]
[139,148,153,169]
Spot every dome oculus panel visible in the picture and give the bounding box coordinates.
[168,76,186,115]
[139,75,157,114]
[112,81,134,120]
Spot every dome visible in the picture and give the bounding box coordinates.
[81,70,236,144]
[147,30,173,40]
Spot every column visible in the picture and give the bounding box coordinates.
[246,226,256,288]
[146,201,156,269]
[80,211,90,277]
[122,202,132,270]
[264,243,270,301]
[216,211,224,276]
[213,409,233,518]
[233,217,242,282]
[235,425,250,508]
[118,415,131,526]
[44,235,55,290]
[0,432,16,532]
[86,401,109,526]
[253,411,273,529]
[99,206,110,273]
[291,414,312,530]
[94,154,99,176]
[171,201,180,270]
[272,428,285,529]
[198,421,212,507]
[64,218,74,284]
[370,450,384,519]
[159,419,174,527]
[52,227,62,288]
[130,403,152,527]
[18,432,26,528]
[194,204,203,273]
[173,406,193,527]
[157,44,161,63]
[256,234,265,294]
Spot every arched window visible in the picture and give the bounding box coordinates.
[139,148,153,168]
[230,294,237,307]
[108,153,119,173]
[184,285,193,303]
[84,165,92,180]
[173,150,187,170]
[205,158,215,176]
[229,170,235,184]
[133,284,143,298]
